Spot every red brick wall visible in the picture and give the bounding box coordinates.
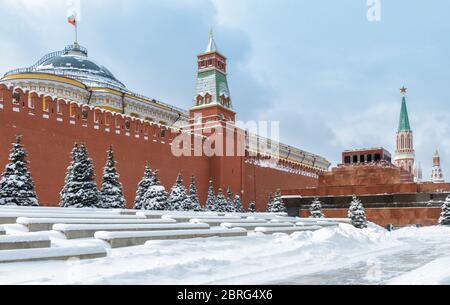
[0,86,211,207]
[0,85,319,209]
[244,163,318,211]
[299,207,441,227]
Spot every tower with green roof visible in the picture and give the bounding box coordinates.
[394,87,415,175]
[190,30,236,125]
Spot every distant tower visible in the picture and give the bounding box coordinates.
[190,29,235,125]
[431,150,445,183]
[394,87,415,174]
[414,162,423,182]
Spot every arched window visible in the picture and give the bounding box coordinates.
[196,95,204,106]
[204,93,212,104]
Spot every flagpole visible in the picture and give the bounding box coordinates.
[75,23,78,45]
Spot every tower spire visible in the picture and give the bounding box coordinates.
[398,95,411,132]
[205,28,218,53]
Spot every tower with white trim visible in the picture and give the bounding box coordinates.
[431,150,445,183]
[394,87,415,174]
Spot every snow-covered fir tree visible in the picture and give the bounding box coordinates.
[188,175,202,211]
[134,164,155,209]
[60,144,100,208]
[60,144,79,207]
[226,187,234,212]
[309,197,325,218]
[168,174,194,211]
[233,195,244,213]
[0,135,38,206]
[439,196,450,225]
[216,188,229,212]
[99,146,125,209]
[348,195,368,229]
[204,180,217,211]
[268,190,287,213]
[248,201,257,213]
[266,193,274,212]
[141,170,170,210]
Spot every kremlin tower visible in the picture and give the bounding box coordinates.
[394,87,415,175]
[431,150,445,183]
[190,30,235,125]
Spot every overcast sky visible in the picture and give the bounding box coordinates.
[1,0,450,178]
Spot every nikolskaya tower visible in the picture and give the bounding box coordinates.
[394,87,415,174]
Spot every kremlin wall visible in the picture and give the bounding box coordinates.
[1,32,448,227]
[0,35,329,211]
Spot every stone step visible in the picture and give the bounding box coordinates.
[229,212,288,219]
[254,226,324,235]
[0,226,5,235]
[95,228,248,248]
[296,221,340,227]
[220,222,294,230]
[162,215,242,223]
[0,212,146,224]
[295,218,351,224]
[0,246,107,263]
[0,235,51,250]
[53,223,210,239]
[0,206,122,214]
[17,217,176,232]
[137,211,219,216]
[190,218,267,227]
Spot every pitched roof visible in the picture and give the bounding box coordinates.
[398,96,411,132]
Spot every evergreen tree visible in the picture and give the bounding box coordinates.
[266,193,274,212]
[60,143,79,207]
[233,195,244,213]
[60,144,100,208]
[269,190,287,213]
[348,195,368,229]
[168,174,193,211]
[216,188,229,212]
[309,197,325,218]
[141,170,170,210]
[439,196,450,225]
[226,187,235,212]
[0,135,38,206]
[188,175,202,211]
[248,201,257,213]
[205,179,217,211]
[134,164,155,209]
[99,146,125,209]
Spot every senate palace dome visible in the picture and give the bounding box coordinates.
[1,43,188,126]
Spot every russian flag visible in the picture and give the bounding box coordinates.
[68,14,77,27]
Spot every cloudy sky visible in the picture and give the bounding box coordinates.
[1,0,450,177]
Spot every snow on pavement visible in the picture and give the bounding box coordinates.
[0,224,449,285]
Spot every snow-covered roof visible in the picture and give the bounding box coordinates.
[4,43,126,90]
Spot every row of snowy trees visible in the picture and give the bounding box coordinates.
[60,144,126,209]
[308,195,368,229]
[134,170,250,212]
[0,136,282,212]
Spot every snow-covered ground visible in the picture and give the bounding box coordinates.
[0,223,449,285]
